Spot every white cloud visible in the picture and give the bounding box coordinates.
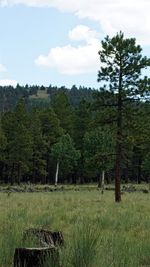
[69,25,98,43]
[35,25,100,75]
[0,64,7,72]
[1,0,150,45]
[0,79,17,87]
[0,0,80,10]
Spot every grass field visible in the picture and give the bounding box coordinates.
[0,187,150,266]
[29,90,49,100]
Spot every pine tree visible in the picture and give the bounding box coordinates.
[30,109,47,183]
[2,100,32,184]
[51,91,74,136]
[97,31,150,201]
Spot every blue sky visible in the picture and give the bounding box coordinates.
[0,0,150,88]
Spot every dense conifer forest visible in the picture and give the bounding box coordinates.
[0,83,150,185]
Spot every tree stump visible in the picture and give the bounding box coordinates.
[23,229,64,247]
[14,247,59,267]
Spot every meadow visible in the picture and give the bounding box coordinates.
[0,187,150,267]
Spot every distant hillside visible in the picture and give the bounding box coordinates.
[0,84,96,112]
[29,89,50,100]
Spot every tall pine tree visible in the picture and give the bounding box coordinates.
[97,32,150,201]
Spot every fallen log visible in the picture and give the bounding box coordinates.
[14,247,59,267]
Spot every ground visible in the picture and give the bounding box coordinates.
[0,185,150,267]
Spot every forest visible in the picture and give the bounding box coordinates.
[0,81,150,186]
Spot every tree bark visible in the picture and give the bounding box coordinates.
[115,63,122,202]
[14,247,59,267]
[115,140,122,202]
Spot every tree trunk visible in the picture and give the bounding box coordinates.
[97,173,101,188]
[101,170,105,193]
[0,162,4,182]
[125,163,129,184]
[3,163,9,184]
[115,142,121,202]
[17,162,21,185]
[55,161,59,186]
[10,163,15,185]
[137,158,142,184]
[115,65,122,202]
[14,247,59,267]
[72,170,77,184]
[32,154,36,184]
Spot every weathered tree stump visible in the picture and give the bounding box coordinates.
[14,247,59,267]
[23,229,64,247]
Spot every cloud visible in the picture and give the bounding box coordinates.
[35,25,100,75]
[0,64,7,72]
[69,25,98,43]
[0,79,17,87]
[1,0,150,45]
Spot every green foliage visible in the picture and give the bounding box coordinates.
[51,91,74,135]
[98,31,150,95]
[2,100,33,183]
[84,127,115,175]
[73,99,91,149]
[51,134,81,175]
[29,110,47,182]
[40,107,63,145]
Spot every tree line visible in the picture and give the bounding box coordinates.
[0,83,94,112]
[0,90,150,186]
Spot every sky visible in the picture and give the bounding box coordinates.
[0,0,150,88]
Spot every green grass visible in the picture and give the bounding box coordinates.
[29,90,49,100]
[0,189,150,266]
